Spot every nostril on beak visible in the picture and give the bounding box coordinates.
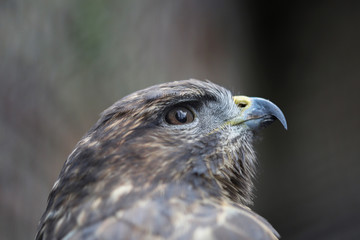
[237,102,248,108]
[233,96,251,109]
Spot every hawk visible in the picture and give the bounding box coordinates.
[36,79,287,240]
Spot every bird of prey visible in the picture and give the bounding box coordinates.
[36,79,287,240]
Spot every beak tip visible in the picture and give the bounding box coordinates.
[272,106,287,131]
[280,119,288,130]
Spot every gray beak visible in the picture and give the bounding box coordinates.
[231,96,287,131]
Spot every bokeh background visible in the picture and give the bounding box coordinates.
[1,1,359,239]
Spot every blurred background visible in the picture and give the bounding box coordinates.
[1,1,359,239]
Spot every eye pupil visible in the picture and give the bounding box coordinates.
[175,110,188,123]
[165,107,194,125]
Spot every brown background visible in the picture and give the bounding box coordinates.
[1,1,359,239]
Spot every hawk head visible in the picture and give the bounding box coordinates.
[37,79,286,239]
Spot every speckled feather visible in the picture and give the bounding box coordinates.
[36,79,279,240]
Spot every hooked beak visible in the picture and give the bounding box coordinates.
[230,96,287,131]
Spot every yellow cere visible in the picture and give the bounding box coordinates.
[209,96,253,134]
[232,96,252,112]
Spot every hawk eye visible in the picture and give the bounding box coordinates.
[165,107,194,125]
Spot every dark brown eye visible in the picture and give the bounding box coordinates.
[165,107,194,125]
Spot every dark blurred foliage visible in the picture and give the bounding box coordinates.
[1,1,359,239]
